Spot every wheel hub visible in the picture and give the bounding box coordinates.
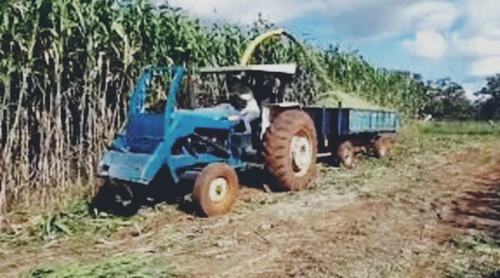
[290,135,312,177]
[208,177,228,202]
[343,151,353,165]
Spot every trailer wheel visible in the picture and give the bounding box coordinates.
[263,110,318,191]
[337,140,356,168]
[193,163,239,217]
[374,134,395,157]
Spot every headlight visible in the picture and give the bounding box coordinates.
[98,164,110,177]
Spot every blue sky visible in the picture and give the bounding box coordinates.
[166,0,500,99]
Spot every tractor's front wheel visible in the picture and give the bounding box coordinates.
[193,163,239,217]
[92,179,143,217]
[262,110,318,191]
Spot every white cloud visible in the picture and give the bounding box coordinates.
[403,1,461,31]
[403,30,447,60]
[399,1,459,60]
[164,0,500,80]
[446,0,500,78]
[471,56,500,77]
[452,35,500,58]
[164,0,455,39]
[401,0,500,78]
[448,0,500,59]
[463,0,500,35]
[165,0,327,24]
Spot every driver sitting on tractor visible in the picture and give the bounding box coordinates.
[230,75,260,134]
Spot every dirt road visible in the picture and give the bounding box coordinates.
[2,131,500,277]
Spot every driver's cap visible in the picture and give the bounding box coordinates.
[239,93,253,101]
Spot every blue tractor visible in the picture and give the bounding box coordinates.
[96,64,400,216]
[96,64,319,216]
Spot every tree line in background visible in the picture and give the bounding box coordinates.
[476,75,500,120]
[0,0,497,212]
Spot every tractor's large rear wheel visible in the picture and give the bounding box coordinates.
[193,163,239,217]
[262,110,318,191]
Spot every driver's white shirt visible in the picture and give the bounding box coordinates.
[239,93,260,115]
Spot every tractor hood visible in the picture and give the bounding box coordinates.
[99,104,241,185]
[175,104,240,121]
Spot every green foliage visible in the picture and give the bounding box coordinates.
[423,79,475,120]
[477,74,500,120]
[421,121,500,136]
[317,90,382,109]
[445,236,500,278]
[315,48,432,116]
[28,254,181,277]
[36,201,144,240]
[0,200,159,250]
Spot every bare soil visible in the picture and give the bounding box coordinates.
[1,140,500,277]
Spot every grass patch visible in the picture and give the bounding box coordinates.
[446,236,500,278]
[421,121,500,135]
[0,200,178,251]
[28,254,181,278]
[36,201,141,240]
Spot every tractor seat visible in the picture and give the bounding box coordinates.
[125,113,165,153]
